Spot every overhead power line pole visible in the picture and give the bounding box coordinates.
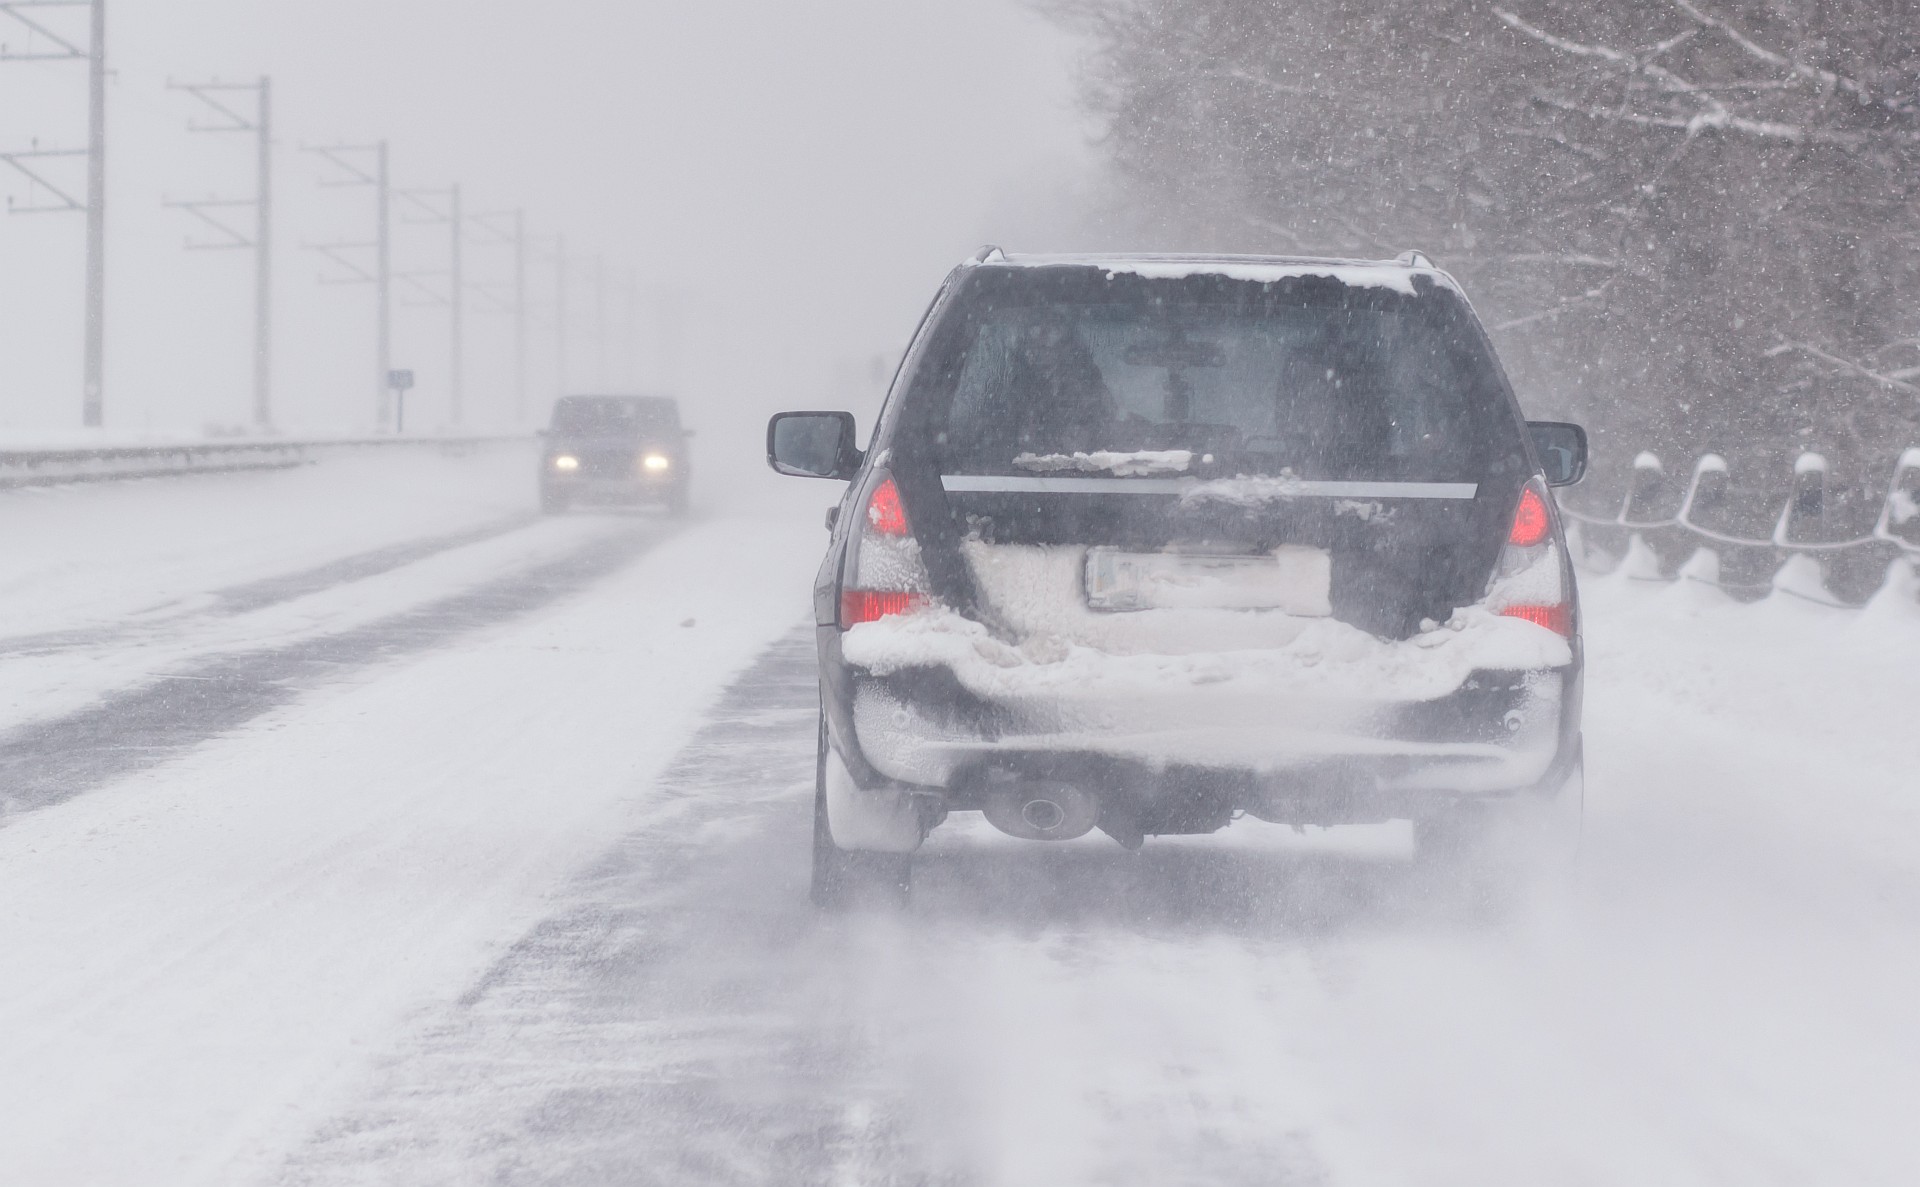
[83,0,101,425]
[621,267,639,388]
[377,146,389,426]
[306,141,391,428]
[255,80,270,428]
[468,207,528,425]
[395,183,465,426]
[450,185,462,423]
[595,255,608,389]
[554,234,570,396]
[0,0,107,426]
[513,210,526,420]
[166,77,273,429]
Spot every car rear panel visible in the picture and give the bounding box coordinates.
[825,259,1579,807]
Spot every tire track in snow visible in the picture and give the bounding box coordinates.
[0,512,539,660]
[277,631,952,1185]
[277,631,1356,1185]
[0,521,669,821]
[207,512,543,614]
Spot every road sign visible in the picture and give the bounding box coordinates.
[387,369,415,391]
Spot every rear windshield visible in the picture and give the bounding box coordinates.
[551,397,678,435]
[911,268,1523,481]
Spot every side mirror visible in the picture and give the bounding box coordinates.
[767,411,861,480]
[1527,420,1588,487]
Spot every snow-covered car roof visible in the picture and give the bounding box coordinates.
[963,249,1456,296]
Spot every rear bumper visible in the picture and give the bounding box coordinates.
[819,625,1582,827]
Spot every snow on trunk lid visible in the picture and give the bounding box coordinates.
[840,540,1571,709]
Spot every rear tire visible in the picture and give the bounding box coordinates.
[810,715,911,910]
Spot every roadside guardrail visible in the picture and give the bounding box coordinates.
[0,434,528,490]
[1559,447,1920,606]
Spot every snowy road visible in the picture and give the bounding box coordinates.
[3,453,1918,1184]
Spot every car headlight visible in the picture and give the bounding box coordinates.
[552,455,580,472]
[642,453,672,472]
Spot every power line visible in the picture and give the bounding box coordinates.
[0,145,85,212]
[304,140,391,429]
[165,77,273,430]
[0,0,106,427]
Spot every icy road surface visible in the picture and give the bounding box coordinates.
[2,450,1917,1185]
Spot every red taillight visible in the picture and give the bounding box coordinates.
[866,476,909,536]
[1500,602,1572,637]
[1509,486,1551,547]
[840,590,925,627]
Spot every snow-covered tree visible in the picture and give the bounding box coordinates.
[1043,0,1920,480]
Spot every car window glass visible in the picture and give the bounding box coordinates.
[932,274,1515,482]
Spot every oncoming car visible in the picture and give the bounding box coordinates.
[768,249,1588,907]
[540,394,691,515]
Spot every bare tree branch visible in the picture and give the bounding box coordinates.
[1766,341,1920,395]
[1494,284,1612,331]
[1668,0,1917,116]
[1531,91,1887,145]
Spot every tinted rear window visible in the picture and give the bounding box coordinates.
[551,397,678,435]
[915,268,1522,482]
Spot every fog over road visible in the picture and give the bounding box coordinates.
[2,453,1916,1185]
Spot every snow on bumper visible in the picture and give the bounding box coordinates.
[839,603,1572,796]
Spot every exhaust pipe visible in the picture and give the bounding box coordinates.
[981,778,1100,842]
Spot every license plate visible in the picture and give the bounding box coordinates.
[1083,546,1332,614]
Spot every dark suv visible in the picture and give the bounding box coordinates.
[540,394,691,515]
[768,250,1588,906]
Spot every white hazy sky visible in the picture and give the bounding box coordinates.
[0,0,1100,440]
